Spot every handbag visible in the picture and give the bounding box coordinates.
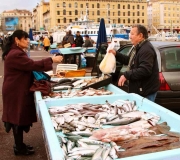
[33,71,51,81]
[30,80,51,96]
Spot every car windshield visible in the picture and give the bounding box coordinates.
[160,46,180,71]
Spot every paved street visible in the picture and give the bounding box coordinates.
[0,49,55,160]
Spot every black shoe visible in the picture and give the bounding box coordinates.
[13,143,34,150]
[13,145,35,156]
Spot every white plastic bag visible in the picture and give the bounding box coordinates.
[99,41,116,74]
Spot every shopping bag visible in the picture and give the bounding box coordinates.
[30,80,51,96]
[32,71,51,81]
[99,41,116,74]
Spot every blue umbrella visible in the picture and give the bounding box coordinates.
[29,28,34,41]
[96,18,107,49]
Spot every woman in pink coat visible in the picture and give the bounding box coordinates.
[2,30,63,156]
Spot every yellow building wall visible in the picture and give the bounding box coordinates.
[49,0,147,31]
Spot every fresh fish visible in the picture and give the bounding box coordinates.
[71,131,92,137]
[92,146,103,160]
[67,140,75,153]
[109,146,118,159]
[53,85,72,90]
[68,149,96,157]
[104,117,141,125]
[72,79,84,87]
[66,135,83,142]
[79,138,107,145]
[102,146,111,160]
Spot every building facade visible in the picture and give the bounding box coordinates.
[32,1,50,31]
[149,0,180,33]
[1,9,32,33]
[48,0,148,32]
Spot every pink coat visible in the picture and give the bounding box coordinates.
[2,44,53,125]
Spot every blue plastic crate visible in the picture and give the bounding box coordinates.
[37,93,180,160]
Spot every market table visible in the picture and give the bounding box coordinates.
[35,92,180,160]
[59,47,86,68]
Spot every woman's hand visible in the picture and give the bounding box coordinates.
[52,55,63,63]
[108,49,116,56]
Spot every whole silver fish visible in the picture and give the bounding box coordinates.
[104,117,141,125]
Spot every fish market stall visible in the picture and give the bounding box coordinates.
[34,83,127,117]
[35,93,180,160]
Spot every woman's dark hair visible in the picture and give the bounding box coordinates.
[132,24,148,39]
[2,30,29,60]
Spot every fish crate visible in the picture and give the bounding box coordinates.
[34,84,127,118]
[36,93,180,160]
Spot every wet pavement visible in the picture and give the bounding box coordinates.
[0,49,56,160]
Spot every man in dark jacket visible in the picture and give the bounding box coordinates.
[75,31,84,47]
[109,24,159,102]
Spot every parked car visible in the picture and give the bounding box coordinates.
[116,41,180,114]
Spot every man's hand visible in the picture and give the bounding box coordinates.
[118,75,127,86]
[108,49,116,56]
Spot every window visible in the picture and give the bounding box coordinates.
[123,5,125,9]
[81,4,83,8]
[133,6,135,9]
[162,47,180,70]
[142,12,144,16]
[123,12,125,16]
[86,3,89,8]
[128,4,130,9]
[92,4,94,8]
[74,2,78,8]
[57,11,60,15]
[118,4,120,9]
[118,18,120,23]
[118,11,120,16]
[75,10,78,15]
[97,18,100,22]
[123,19,125,23]
[63,2,66,7]
[108,10,110,16]
[133,12,135,16]
[142,19,144,23]
[128,18,130,23]
[63,10,66,15]
[137,18,140,23]
[97,3,100,8]
[137,5,139,9]
[97,10,100,15]
[113,12,115,16]
[142,6,144,9]
[69,11,72,15]
[69,3,71,8]
[137,11,140,16]
[128,11,130,16]
[69,19,72,23]
[92,11,94,15]
[63,18,66,23]
[57,19,60,23]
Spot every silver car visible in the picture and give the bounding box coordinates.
[116,41,180,114]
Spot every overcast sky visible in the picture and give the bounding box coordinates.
[0,0,49,13]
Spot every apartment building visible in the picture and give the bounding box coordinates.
[1,9,32,33]
[149,0,180,33]
[36,0,147,32]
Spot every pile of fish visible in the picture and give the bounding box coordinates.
[48,99,164,159]
[50,75,110,91]
[43,87,113,99]
[58,135,120,160]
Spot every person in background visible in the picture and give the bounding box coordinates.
[67,30,75,46]
[49,35,53,45]
[0,36,3,50]
[43,36,50,52]
[109,24,159,102]
[83,35,93,47]
[89,37,95,45]
[74,31,84,47]
[2,30,63,156]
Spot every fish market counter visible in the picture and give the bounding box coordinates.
[34,91,180,160]
[34,84,127,118]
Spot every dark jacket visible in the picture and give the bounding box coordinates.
[75,35,84,47]
[2,44,53,125]
[116,40,160,97]
[83,39,93,47]
[67,34,75,45]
